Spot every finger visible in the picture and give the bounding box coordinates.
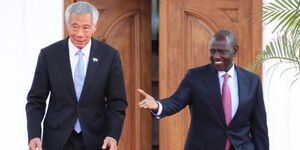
[108,142,116,150]
[107,140,113,150]
[29,142,36,150]
[140,101,154,109]
[36,142,43,150]
[109,144,113,150]
[28,145,34,150]
[139,102,148,108]
[140,105,150,110]
[112,145,117,150]
[138,100,147,105]
[37,142,42,150]
[137,89,149,98]
[102,139,108,149]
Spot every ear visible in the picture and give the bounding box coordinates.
[65,23,72,35]
[92,25,97,34]
[233,45,239,56]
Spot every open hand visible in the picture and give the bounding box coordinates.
[137,89,159,111]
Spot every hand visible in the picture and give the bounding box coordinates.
[28,138,42,150]
[137,89,159,111]
[102,137,117,150]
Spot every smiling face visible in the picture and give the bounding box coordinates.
[209,36,237,72]
[67,13,96,49]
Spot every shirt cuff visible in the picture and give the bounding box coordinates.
[151,101,163,119]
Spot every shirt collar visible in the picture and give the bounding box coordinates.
[218,63,236,79]
[68,38,91,58]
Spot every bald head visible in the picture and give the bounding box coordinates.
[210,30,237,48]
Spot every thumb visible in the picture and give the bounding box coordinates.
[38,142,42,150]
[102,139,108,149]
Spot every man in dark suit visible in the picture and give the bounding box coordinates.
[138,30,269,150]
[26,2,127,150]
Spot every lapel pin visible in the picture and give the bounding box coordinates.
[92,58,98,62]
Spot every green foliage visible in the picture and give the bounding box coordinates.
[249,0,300,82]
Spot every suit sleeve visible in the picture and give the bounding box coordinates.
[250,77,269,150]
[105,51,127,142]
[25,49,50,142]
[159,70,193,118]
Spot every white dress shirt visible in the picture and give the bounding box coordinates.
[68,39,91,79]
[68,39,117,143]
[218,64,239,118]
[154,64,239,119]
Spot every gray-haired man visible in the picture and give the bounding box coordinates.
[26,2,127,150]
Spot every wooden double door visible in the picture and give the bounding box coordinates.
[159,0,262,150]
[65,0,262,150]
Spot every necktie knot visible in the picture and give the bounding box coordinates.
[223,73,230,81]
[76,50,83,57]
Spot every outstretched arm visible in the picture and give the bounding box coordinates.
[138,70,193,118]
[137,89,159,111]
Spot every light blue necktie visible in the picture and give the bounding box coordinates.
[74,50,85,133]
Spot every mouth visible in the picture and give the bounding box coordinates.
[76,40,84,44]
[214,61,223,65]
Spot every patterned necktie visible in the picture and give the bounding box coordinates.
[74,50,85,133]
[222,73,232,150]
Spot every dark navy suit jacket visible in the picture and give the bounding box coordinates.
[26,38,127,150]
[159,64,269,150]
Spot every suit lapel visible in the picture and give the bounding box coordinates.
[59,38,77,101]
[204,64,226,124]
[231,66,249,122]
[80,38,103,101]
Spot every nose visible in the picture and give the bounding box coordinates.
[75,29,84,38]
[212,53,221,60]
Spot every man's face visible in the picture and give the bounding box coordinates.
[209,38,237,72]
[67,13,96,49]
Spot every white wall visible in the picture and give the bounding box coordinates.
[263,0,300,149]
[0,0,63,149]
[0,0,299,149]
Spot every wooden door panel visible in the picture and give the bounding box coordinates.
[65,1,151,150]
[184,10,217,70]
[104,11,140,150]
[159,0,262,149]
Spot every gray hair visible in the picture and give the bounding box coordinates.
[65,2,99,26]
